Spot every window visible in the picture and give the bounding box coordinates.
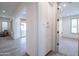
[2,22,8,31]
[71,19,78,33]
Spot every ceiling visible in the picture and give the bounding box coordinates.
[59,2,79,17]
[1,2,79,18]
[0,2,21,18]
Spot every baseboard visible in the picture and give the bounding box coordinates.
[45,50,52,56]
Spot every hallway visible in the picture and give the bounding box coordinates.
[0,2,79,56]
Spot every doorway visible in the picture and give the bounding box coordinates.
[57,2,79,56]
[19,19,27,55]
[20,22,27,37]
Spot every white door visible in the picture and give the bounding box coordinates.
[57,2,79,56]
[38,2,53,56]
[58,19,78,56]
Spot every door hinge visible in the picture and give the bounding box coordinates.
[57,19,59,21]
[57,43,59,46]
[57,8,59,10]
[57,31,59,33]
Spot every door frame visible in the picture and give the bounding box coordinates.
[56,2,79,56]
[55,2,61,54]
[20,18,27,38]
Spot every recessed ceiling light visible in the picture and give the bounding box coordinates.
[63,4,67,7]
[2,10,6,13]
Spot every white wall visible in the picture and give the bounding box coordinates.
[25,3,38,56]
[13,17,21,39]
[12,2,58,56]
[51,3,58,52]
[38,2,57,55]
[13,2,38,56]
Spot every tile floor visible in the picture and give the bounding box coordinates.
[59,37,78,56]
[0,36,78,56]
[47,37,78,56]
[0,36,27,56]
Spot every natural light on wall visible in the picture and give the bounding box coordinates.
[71,19,77,33]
